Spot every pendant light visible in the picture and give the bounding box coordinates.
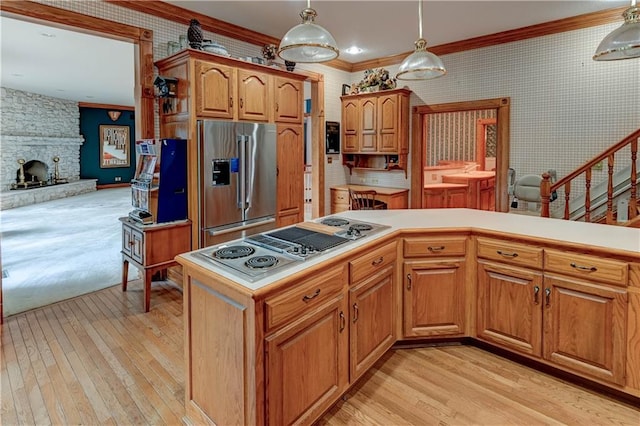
[396,0,446,80]
[593,0,640,61]
[277,0,339,63]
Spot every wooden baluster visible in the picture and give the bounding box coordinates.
[540,173,551,217]
[630,139,638,219]
[607,154,614,224]
[585,168,591,222]
[564,182,571,220]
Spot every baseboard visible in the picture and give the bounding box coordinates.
[97,183,130,189]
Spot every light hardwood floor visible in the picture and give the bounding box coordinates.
[2,281,639,425]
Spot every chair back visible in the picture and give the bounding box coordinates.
[349,189,386,210]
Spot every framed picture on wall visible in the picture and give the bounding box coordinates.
[99,125,130,168]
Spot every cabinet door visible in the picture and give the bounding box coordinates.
[360,98,377,152]
[378,94,399,152]
[423,188,445,208]
[403,259,465,337]
[195,60,235,119]
[265,295,348,426]
[237,69,270,122]
[447,187,469,208]
[276,124,303,226]
[543,274,627,385]
[349,265,395,381]
[479,178,496,211]
[274,77,303,123]
[342,99,359,153]
[477,260,543,356]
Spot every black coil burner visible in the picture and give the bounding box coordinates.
[321,218,349,227]
[246,255,278,269]
[349,223,373,232]
[214,246,255,260]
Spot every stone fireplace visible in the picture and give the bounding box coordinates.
[1,87,97,210]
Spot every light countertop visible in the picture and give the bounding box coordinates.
[177,209,640,291]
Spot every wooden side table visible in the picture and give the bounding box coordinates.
[120,217,191,312]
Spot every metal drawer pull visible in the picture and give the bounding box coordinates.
[302,289,321,302]
[406,274,412,290]
[339,311,345,332]
[428,246,445,252]
[353,303,359,323]
[371,257,384,266]
[533,286,540,304]
[229,97,233,108]
[497,250,518,258]
[570,263,597,272]
[545,288,551,307]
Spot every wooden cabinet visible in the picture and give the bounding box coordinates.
[274,77,303,123]
[155,51,306,247]
[194,60,271,121]
[120,217,191,312]
[477,238,628,386]
[340,88,411,172]
[477,260,543,356]
[348,241,396,381]
[330,185,409,213]
[195,60,236,119]
[423,184,469,208]
[402,236,467,337]
[441,174,496,210]
[543,249,628,385]
[266,295,348,425]
[276,124,304,226]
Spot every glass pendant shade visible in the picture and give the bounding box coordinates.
[593,2,640,61]
[396,38,446,80]
[278,7,339,63]
[396,0,446,80]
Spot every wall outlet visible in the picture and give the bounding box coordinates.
[593,161,603,171]
[115,176,122,182]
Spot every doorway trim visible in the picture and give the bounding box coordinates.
[0,1,154,140]
[411,98,510,211]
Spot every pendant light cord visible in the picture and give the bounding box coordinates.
[418,0,423,39]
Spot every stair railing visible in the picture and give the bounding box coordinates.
[540,128,639,225]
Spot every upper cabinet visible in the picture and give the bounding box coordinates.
[274,77,303,123]
[195,60,271,122]
[340,88,410,154]
[340,88,411,175]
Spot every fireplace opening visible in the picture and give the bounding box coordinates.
[12,160,51,190]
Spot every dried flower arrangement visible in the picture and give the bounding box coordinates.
[349,68,397,94]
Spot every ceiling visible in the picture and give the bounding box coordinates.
[0,1,628,106]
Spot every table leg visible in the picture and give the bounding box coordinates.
[122,259,129,291]
[144,269,152,312]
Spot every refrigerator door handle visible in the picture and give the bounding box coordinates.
[245,135,253,209]
[237,135,246,210]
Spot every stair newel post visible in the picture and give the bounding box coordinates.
[607,154,615,224]
[585,168,592,222]
[630,139,638,219]
[540,173,551,218]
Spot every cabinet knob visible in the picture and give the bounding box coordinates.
[275,102,279,112]
[428,246,445,252]
[240,98,244,109]
[545,288,551,307]
[229,97,233,108]
[352,303,359,323]
[371,257,384,266]
[406,273,412,290]
[533,286,540,304]
[339,311,345,332]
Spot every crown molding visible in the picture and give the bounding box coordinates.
[106,1,625,74]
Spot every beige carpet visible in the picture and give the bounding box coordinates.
[1,187,139,316]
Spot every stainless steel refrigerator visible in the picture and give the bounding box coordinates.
[198,120,277,247]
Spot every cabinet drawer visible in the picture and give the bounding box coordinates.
[544,249,628,286]
[476,237,543,269]
[350,240,397,283]
[265,264,346,331]
[331,189,350,206]
[403,236,466,258]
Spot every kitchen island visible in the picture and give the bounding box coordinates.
[175,209,640,425]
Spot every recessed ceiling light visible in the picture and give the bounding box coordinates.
[345,46,363,55]
[56,89,65,92]
[86,95,95,99]
[40,32,56,38]
[11,73,24,77]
